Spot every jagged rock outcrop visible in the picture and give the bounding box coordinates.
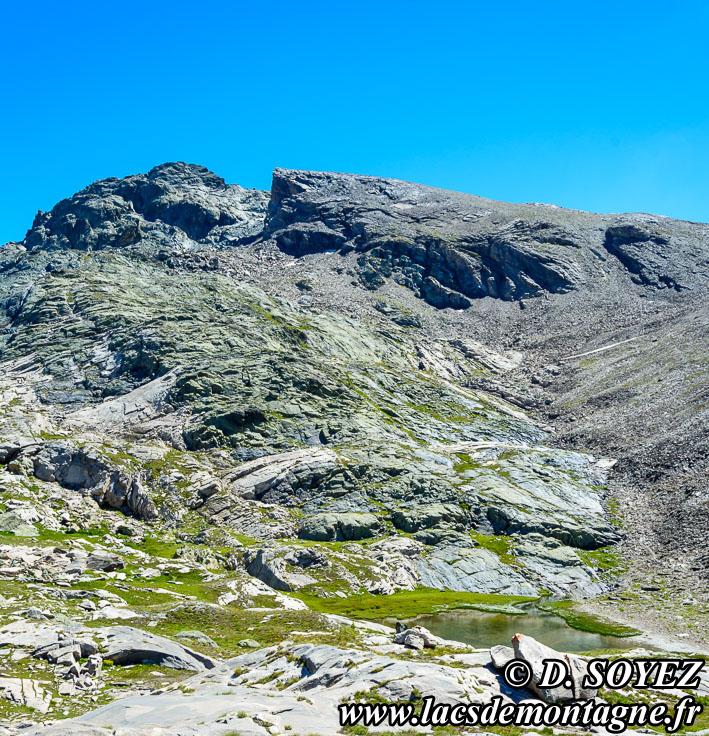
[263,168,708,308]
[32,442,157,520]
[23,163,268,253]
[602,219,703,290]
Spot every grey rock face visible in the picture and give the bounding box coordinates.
[17,640,496,735]
[243,547,294,591]
[224,447,341,503]
[33,442,157,520]
[0,511,38,537]
[391,502,468,533]
[602,221,701,290]
[298,511,381,541]
[23,162,269,252]
[417,544,538,596]
[489,643,514,669]
[263,169,708,308]
[243,544,335,591]
[86,552,124,572]
[32,634,98,663]
[264,170,584,304]
[463,446,621,551]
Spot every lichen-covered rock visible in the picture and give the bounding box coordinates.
[0,677,52,713]
[24,162,268,253]
[0,511,38,537]
[298,512,381,542]
[391,503,468,533]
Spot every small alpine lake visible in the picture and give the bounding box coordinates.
[387,605,649,653]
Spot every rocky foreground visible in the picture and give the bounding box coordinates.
[0,163,707,732]
[1,612,707,736]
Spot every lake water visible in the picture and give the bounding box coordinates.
[386,608,647,652]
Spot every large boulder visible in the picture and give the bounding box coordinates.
[391,503,468,533]
[393,626,443,650]
[100,626,218,671]
[489,644,514,669]
[298,512,381,542]
[0,511,38,537]
[510,633,597,703]
[86,552,124,572]
[243,548,293,592]
[244,545,332,591]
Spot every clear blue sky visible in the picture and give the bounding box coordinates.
[2,0,708,244]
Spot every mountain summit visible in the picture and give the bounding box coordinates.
[0,164,706,732]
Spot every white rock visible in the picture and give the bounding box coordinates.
[0,677,52,713]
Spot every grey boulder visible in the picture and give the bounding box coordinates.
[298,512,381,542]
[101,626,218,671]
[489,644,514,669]
[393,625,442,649]
[511,633,597,703]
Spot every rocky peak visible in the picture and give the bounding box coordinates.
[22,162,269,253]
[13,163,707,308]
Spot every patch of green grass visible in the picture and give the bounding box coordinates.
[453,452,481,475]
[0,523,110,547]
[574,647,635,656]
[537,600,642,637]
[469,531,521,567]
[577,546,622,570]
[294,587,536,621]
[102,661,190,685]
[35,430,70,440]
[605,496,626,529]
[577,546,628,576]
[126,534,179,558]
[106,605,359,658]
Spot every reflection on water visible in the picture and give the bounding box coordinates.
[385,608,645,653]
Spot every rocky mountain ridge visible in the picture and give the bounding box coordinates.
[0,163,706,733]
